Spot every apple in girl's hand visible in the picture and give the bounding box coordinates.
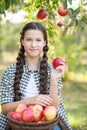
[43,105,57,121]
[58,7,68,16]
[37,9,47,19]
[21,108,34,122]
[33,109,42,122]
[15,103,27,114]
[52,57,66,69]
[9,112,21,121]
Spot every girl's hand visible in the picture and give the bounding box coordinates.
[34,94,53,107]
[51,63,68,81]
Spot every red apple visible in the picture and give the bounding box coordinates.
[9,111,21,121]
[21,108,34,122]
[33,104,43,113]
[43,105,57,121]
[40,116,46,122]
[15,103,27,114]
[37,9,47,19]
[58,7,68,16]
[33,109,42,122]
[28,104,34,109]
[52,57,66,69]
[57,21,63,27]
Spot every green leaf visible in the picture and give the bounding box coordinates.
[74,7,80,15]
[4,0,10,10]
[68,8,74,18]
[67,0,72,5]
[75,19,79,26]
[81,14,87,22]
[0,0,5,14]
[35,0,42,8]
[9,0,15,6]
[62,0,67,9]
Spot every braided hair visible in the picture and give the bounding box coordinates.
[14,21,49,101]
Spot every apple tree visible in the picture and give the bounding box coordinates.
[0,0,87,74]
[21,0,87,73]
[0,0,87,31]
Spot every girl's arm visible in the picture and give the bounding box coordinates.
[2,94,53,115]
[1,96,37,115]
[50,64,67,109]
[50,78,59,109]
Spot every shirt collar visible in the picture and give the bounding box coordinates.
[23,60,40,73]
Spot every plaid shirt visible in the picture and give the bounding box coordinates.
[0,62,72,130]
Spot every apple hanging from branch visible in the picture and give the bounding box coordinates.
[37,9,47,20]
[57,21,63,27]
[58,7,68,16]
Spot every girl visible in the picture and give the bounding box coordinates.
[0,21,72,130]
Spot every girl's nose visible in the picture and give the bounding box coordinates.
[31,41,36,47]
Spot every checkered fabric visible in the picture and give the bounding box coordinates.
[0,62,72,130]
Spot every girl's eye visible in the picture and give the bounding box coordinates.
[26,39,32,41]
[37,39,41,41]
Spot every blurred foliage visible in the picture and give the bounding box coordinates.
[0,21,87,74]
[0,21,21,52]
[0,0,23,15]
[0,0,87,77]
[63,81,87,130]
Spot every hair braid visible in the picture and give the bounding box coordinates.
[13,21,49,99]
[39,44,49,94]
[14,45,25,101]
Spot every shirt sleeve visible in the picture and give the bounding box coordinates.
[0,65,15,104]
[57,78,63,95]
[57,79,72,130]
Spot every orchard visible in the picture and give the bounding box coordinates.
[0,0,87,81]
[0,1,87,130]
[0,0,87,84]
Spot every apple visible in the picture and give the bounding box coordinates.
[58,7,68,16]
[15,103,27,114]
[37,9,47,19]
[33,104,43,113]
[9,111,21,121]
[52,57,66,69]
[33,109,42,122]
[21,108,34,122]
[28,104,34,109]
[38,116,46,123]
[43,105,57,121]
[57,21,63,27]
[40,116,46,122]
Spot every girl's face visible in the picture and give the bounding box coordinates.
[22,29,46,58]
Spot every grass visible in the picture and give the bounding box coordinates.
[0,51,87,130]
[63,81,87,130]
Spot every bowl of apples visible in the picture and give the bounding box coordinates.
[7,104,59,130]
